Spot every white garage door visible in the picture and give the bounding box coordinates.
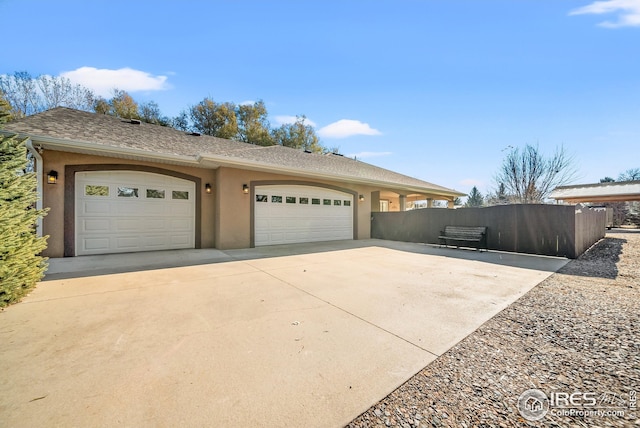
[76,171,196,256]
[254,185,354,246]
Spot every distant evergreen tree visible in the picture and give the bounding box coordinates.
[0,101,48,307]
[465,186,484,207]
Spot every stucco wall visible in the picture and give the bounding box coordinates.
[40,151,378,255]
[40,150,216,257]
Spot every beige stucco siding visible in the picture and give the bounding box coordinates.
[39,152,379,256]
[40,150,216,257]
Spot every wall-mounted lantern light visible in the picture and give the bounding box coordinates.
[242,184,249,194]
[47,170,58,184]
[205,183,212,194]
[359,194,365,202]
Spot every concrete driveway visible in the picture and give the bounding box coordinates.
[0,240,567,427]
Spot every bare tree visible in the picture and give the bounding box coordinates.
[0,71,96,118]
[494,144,577,203]
[618,168,640,182]
[37,75,95,111]
[0,71,40,118]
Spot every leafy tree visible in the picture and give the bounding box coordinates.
[236,100,273,146]
[600,176,615,183]
[139,101,170,126]
[171,110,190,131]
[465,186,484,207]
[0,101,49,306]
[109,89,140,119]
[189,97,238,139]
[494,144,577,203]
[93,97,111,115]
[271,115,322,152]
[618,168,640,182]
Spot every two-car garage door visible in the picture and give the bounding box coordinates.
[75,171,195,256]
[254,185,354,246]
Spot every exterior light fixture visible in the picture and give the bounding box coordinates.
[47,170,58,184]
[242,184,249,194]
[205,183,212,194]
[359,194,365,202]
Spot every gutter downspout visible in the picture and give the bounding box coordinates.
[25,138,44,237]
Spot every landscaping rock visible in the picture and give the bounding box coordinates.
[347,231,640,428]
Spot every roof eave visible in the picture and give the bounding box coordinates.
[200,153,466,198]
[0,130,465,198]
[0,131,206,168]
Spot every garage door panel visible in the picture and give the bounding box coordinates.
[82,237,111,251]
[116,236,140,250]
[82,200,111,215]
[76,171,196,255]
[169,205,194,216]
[81,218,111,233]
[143,235,169,248]
[145,219,166,230]
[170,234,192,246]
[255,185,353,246]
[115,203,145,216]
[169,218,193,230]
[116,218,141,231]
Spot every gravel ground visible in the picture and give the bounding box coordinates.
[347,230,640,428]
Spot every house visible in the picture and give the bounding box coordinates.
[2,107,465,257]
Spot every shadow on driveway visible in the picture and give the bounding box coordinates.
[44,239,567,281]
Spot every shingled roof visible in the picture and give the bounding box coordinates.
[2,107,464,197]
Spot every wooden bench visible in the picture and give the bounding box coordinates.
[438,226,488,251]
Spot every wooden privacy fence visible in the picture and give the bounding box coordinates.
[371,204,605,258]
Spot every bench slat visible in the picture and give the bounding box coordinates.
[438,226,488,251]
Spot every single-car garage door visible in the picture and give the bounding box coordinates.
[254,185,354,246]
[76,171,196,255]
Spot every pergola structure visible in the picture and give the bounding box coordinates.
[550,181,640,204]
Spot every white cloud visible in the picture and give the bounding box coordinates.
[570,0,640,27]
[239,100,255,106]
[273,115,317,127]
[317,119,382,139]
[346,151,393,159]
[60,66,170,97]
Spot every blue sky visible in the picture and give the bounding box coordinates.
[2,0,639,197]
